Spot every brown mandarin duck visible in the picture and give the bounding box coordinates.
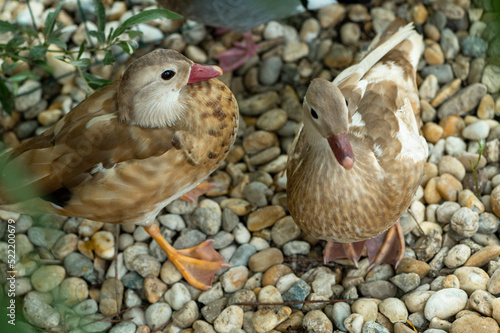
[0,49,239,290]
[287,19,427,268]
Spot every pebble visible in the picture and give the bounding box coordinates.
[31,265,65,292]
[28,226,65,248]
[164,282,191,310]
[469,290,494,316]
[424,40,445,65]
[324,43,353,69]
[359,281,397,299]
[437,173,463,201]
[482,65,500,94]
[173,300,199,328]
[300,18,320,42]
[59,277,89,306]
[424,288,468,320]
[420,75,439,101]
[396,258,431,279]
[73,299,98,316]
[303,310,333,333]
[351,299,378,322]
[465,245,500,267]
[449,314,500,333]
[213,305,243,333]
[145,302,172,329]
[344,313,364,333]
[229,243,256,267]
[462,120,490,140]
[441,28,460,60]
[451,207,479,237]
[282,279,311,309]
[239,91,279,116]
[444,244,471,268]
[432,79,462,108]
[64,252,94,277]
[437,84,488,118]
[247,205,285,231]
[144,275,167,303]
[132,254,161,278]
[191,199,222,235]
[404,290,434,313]
[340,22,361,46]
[379,298,408,323]
[220,266,249,293]
[109,322,136,333]
[23,291,60,330]
[318,4,346,28]
[80,313,112,332]
[454,267,489,295]
[99,278,123,316]
[421,64,454,84]
[390,273,421,293]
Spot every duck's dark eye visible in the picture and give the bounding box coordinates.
[311,108,318,119]
[345,99,349,107]
[161,70,176,80]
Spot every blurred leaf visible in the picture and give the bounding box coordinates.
[93,0,106,33]
[103,50,115,66]
[0,80,14,114]
[7,72,39,83]
[0,20,17,33]
[127,30,143,39]
[89,30,106,44]
[34,59,54,74]
[82,72,113,90]
[1,61,17,74]
[43,2,63,39]
[29,45,47,59]
[116,41,135,54]
[6,35,25,51]
[47,36,67,49]
[69,58,91,67]
[77,40,87,60]
[112,9,182,40]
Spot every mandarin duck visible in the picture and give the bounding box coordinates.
[287,19,427,268]
[158,0,342,71]
[0,49,239,290]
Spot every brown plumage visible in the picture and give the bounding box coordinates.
[1,49,239,289]
[287,19,427,266]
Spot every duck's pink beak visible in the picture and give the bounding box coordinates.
[188,64,223,84]
[327,133,355,170]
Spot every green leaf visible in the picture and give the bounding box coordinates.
[77,40,87,60]
[0,79,14,114]
[103,50,115,66]
[127,30,143,39]
[1,61,17,74]
[93,0,106,33]
[111,9,182,40]
[47,36,67,49]
[29,45,47,59]
[34,59,54,74]
[82,72,113,90]
[116,41,136,54]
[6,35,25,50]
[89,30,105,44]
[7,72,39,83]
[0,20,17,33]
[69,58,91,67]
[43,2,63,39]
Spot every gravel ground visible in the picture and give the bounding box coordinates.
[1,0,500,332]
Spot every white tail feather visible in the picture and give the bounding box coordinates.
[333,22,415,86]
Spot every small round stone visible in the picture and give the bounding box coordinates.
[144,275,167,304]
[351,299,378,322]
[64,252,94,277]
[444,244,471,268]
[449,314,499,333]
[248,247,284,272]
[145,302,172,330]
[379,298,408,323]
[91,230,115,260]
[454,266,489,295]
[303,310,333,333]
[59,277,89,306]
[164,282,191,310]
[213,305,243,332]
[451,207,479,237]
[424,288,468,321]
[31,265,65,292]
[220,266,249,293]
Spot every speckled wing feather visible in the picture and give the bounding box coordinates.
[1,79,239,225]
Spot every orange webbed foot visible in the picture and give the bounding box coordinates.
[214,31,259,72]
[324,241,365,267]
[144,223,229,290]
[180,181,216,202]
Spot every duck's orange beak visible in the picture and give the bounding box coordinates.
[188,64,223,84]
[327,133,355,170]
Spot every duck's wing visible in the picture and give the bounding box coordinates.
[0,83,176,205]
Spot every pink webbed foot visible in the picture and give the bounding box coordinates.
[215,31,259,72]
[323,221,405,269]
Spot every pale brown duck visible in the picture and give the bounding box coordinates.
[0,49,239,290]
[287,19,427,267]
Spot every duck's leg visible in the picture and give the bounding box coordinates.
[324,240,365,267]
[365,221,405,269]
[144,223,229,290]
[214,31,258,72]
[180,181,216,202]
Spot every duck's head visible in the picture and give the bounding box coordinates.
[118,49,223,128]
[303,78,355,170]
